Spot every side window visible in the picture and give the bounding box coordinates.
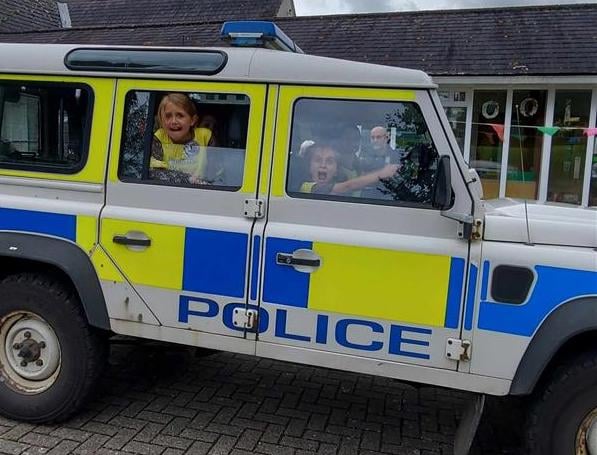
[286,98,440,207]
[0,81,91,173]
[119,90,250,191]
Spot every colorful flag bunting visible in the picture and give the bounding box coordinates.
[490,124,505,142]
[583,127,597,137]
[538,126,560,136]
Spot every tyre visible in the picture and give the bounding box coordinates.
[0,273,108,423]
[526,350,597,455]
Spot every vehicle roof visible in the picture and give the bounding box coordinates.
[0,43,436,89]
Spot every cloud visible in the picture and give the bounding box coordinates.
[294,0,596,15]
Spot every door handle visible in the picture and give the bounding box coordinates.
[112,235,151,247]
[276,252,320,268]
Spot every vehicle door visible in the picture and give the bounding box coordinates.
[99,79,266,347]
[256,86,473,372]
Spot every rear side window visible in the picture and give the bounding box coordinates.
[0,81,92,173]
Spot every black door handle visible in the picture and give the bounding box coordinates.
[276,252,320,268]
[112,235,151,247]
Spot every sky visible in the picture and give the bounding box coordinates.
[294,0,596,15]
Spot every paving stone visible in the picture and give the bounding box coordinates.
[19,433,61,449]
[46,440,80,455]
[81,421,119,437]
[152,434,194,451]
[122,440,165,455]
[72,434,110,455]
[2,424,35,441]
[49,428,91,443]
[0,439,29,455]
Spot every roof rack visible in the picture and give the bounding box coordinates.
[220,21,303,53]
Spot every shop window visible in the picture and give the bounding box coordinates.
[469,90,507,199]
[0,81,91,173]
[589,122,597,207]
[444,107,467,153]
[119,90,250,191]
[286,98,441,208]
[547,90,592,204]
[506,90,547,200]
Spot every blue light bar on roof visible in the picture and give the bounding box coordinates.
[220,21,303,53]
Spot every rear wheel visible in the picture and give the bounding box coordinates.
[0,273,108,422]
[526,350,597,455]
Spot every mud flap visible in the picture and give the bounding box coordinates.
[454,393,485,455]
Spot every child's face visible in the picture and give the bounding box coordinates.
[161,101,197,143]
[310,147,338,184]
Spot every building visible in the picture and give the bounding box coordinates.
[1,1,596,206]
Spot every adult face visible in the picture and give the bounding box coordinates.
[370,126,388,153]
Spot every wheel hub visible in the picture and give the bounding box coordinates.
[1,312,61,392]
[577,408,597,455]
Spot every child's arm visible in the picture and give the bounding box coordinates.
[330,164,398,194]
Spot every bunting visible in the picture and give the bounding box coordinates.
[537,126,561,136]
[490,124,505,142]
[583,127,597,137]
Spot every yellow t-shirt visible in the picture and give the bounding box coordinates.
[150,127,212,178]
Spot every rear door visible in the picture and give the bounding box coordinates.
[256,85,473,373]
[99,79,266,348]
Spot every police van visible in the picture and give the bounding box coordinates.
[0,21,595,455]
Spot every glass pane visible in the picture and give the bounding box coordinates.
[119,91,250,191]
[66,49,227,75]
[506,90,547,199]
[469,90,507,199]
[589,122,597,207]
[444,107,466,153]
[287,98,440,207]
[0,82,89,172]
[547,90,592,204]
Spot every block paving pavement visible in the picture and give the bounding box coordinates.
[0,339,526,455]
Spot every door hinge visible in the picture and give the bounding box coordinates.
[243,198,265,219]
[456,218,483,241]
[232,308,258,330]
[446,338,472,362]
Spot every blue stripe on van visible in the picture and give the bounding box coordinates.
[183,228,248,299]
[480,260,490,301]
[250,235,261,301]
[464,264,478,331]
[478,265,597,336]
[0,207,76,241]
[263,237,312,308]
[444,257,465,329]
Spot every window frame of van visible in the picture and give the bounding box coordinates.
[0,80,94,175]
[285,96,445,210]
[117,89,249,192]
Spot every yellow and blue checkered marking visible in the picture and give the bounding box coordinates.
[263,237,465,328]
[0,207,77,241]
[478,261,597,336]
[183,228,248,299]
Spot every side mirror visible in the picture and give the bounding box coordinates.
[432,155,452,210]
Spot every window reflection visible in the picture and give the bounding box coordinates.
[469,90,507,199]
[547,90,592,204]
[506,90,547,199]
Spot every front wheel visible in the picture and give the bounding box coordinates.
[0,273,108,422]
[526,350,597,455]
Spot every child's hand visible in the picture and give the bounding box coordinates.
[378,164,399,179]
[189,174,208,185]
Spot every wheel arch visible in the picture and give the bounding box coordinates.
[0,232,110,331]
[510,296,597,396]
